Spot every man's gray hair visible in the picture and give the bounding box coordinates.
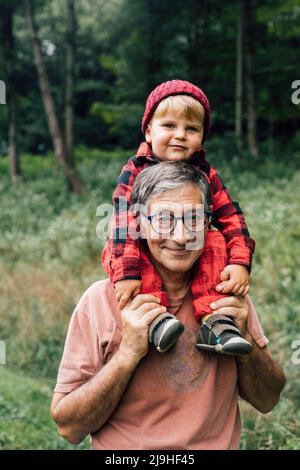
[131,161,212,210]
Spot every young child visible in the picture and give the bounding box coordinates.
[102,80,255,356]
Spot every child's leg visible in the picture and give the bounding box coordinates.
[103,239,183,352]
[191,231,252,356]
[191,231,228,321]
[139,249,169,306]
[139,248,185,352]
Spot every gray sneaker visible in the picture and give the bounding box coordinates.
[196,313,252,356]
[149,313,185,353]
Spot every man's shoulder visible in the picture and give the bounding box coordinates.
[75,279,116,316]
[85,278,112,295]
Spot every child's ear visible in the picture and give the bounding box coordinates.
[145,125,152,144]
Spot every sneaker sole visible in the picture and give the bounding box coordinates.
[157,320,185,353]
[196,338,253,356]
[222,338,253,356]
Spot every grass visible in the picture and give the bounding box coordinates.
[0,367,89,449]
[0,140,300,449]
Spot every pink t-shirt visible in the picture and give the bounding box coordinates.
[54,280,268,450]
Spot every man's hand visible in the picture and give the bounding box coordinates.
[210,295,249,336]
[115,279,142,310]
[50,293,166,445]
[119,294,167,365]
[216,264,250,296]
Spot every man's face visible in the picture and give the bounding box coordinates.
[145,107,204,162]
[143,184,208,274]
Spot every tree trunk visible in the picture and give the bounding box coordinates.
[8,88,19,182]
[242,0,259,157]
[146,0,164,90]
[186,0,209,86]
[2,2,21,183]
[24,0,84,194]
[235,0,243,154]
[65,0,76,167]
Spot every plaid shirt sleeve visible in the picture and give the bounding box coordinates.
[208,163,255,271]
[102,157,146,283]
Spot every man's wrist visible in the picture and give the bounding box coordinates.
[237,330,256,364]
[115,346,142,371]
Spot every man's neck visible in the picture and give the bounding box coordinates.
[150,256,192,298]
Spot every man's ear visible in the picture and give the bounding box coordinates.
[145,125,152,144]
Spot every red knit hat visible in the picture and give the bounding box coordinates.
[141,79,211,142]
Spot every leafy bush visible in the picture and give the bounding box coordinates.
[0,368,89,449]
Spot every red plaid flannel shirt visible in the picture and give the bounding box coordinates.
[101,142,255,283]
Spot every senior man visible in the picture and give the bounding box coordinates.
[51,162,285,450]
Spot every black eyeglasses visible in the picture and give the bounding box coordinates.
[143,209,212,235]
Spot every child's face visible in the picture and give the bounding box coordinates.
[145,107,204,162]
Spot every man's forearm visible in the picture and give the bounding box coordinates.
[52,350,138,444]
[237,331,285,413]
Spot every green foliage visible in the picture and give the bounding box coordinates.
[1,0,299,152]
[91,101,144,146]
[0,367,89,449]
[0,147,130,378]
[0,145,300,449]
[207,144,300,450]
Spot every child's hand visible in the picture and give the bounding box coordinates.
[115,279,142,310]
[216,264,250,296]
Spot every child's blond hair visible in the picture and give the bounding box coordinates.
[152,95,205,124]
